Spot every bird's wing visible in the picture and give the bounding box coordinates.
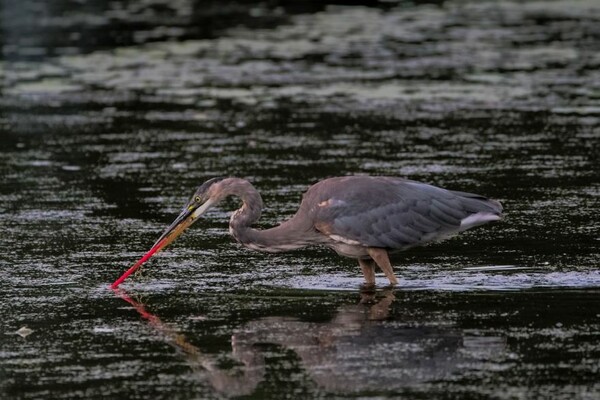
[312,177,500,249]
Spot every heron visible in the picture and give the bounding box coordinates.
[111,176,502,288]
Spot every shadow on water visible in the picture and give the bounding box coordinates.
[107,286,600,399]
[113,288,406,397]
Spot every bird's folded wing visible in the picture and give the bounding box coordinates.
[313,179,491,249]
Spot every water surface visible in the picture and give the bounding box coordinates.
[1,0,599,399]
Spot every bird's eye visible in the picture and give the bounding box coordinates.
[195,196,202,203]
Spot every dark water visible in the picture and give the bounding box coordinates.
[1,0,599,399]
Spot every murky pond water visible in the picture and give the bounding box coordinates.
[1,0,599,399]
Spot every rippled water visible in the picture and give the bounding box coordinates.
[1,1,599,399]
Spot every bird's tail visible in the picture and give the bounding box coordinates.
[451,190,503,230]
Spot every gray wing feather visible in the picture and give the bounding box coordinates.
[310,177,502,249]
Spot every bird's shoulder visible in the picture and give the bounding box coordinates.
[303,175,447,211]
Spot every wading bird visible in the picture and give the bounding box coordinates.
[112,176,502,288]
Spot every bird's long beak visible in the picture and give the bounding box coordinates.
[156,198,215,251]
[111,198,214,288]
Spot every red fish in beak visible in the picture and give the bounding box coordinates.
[111,197,214,288]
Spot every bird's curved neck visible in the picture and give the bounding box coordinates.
[224,178,312,253]
[226,179,263,236]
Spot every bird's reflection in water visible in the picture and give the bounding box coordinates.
[114,288,507,396]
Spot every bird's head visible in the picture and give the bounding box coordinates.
[150,177,227,253]
[111,177,234,288]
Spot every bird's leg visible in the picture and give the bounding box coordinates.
[367,248,399,285]
[358,258,376,286]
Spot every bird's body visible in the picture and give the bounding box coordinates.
[226,176,501,256]
[112,176,503,288]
